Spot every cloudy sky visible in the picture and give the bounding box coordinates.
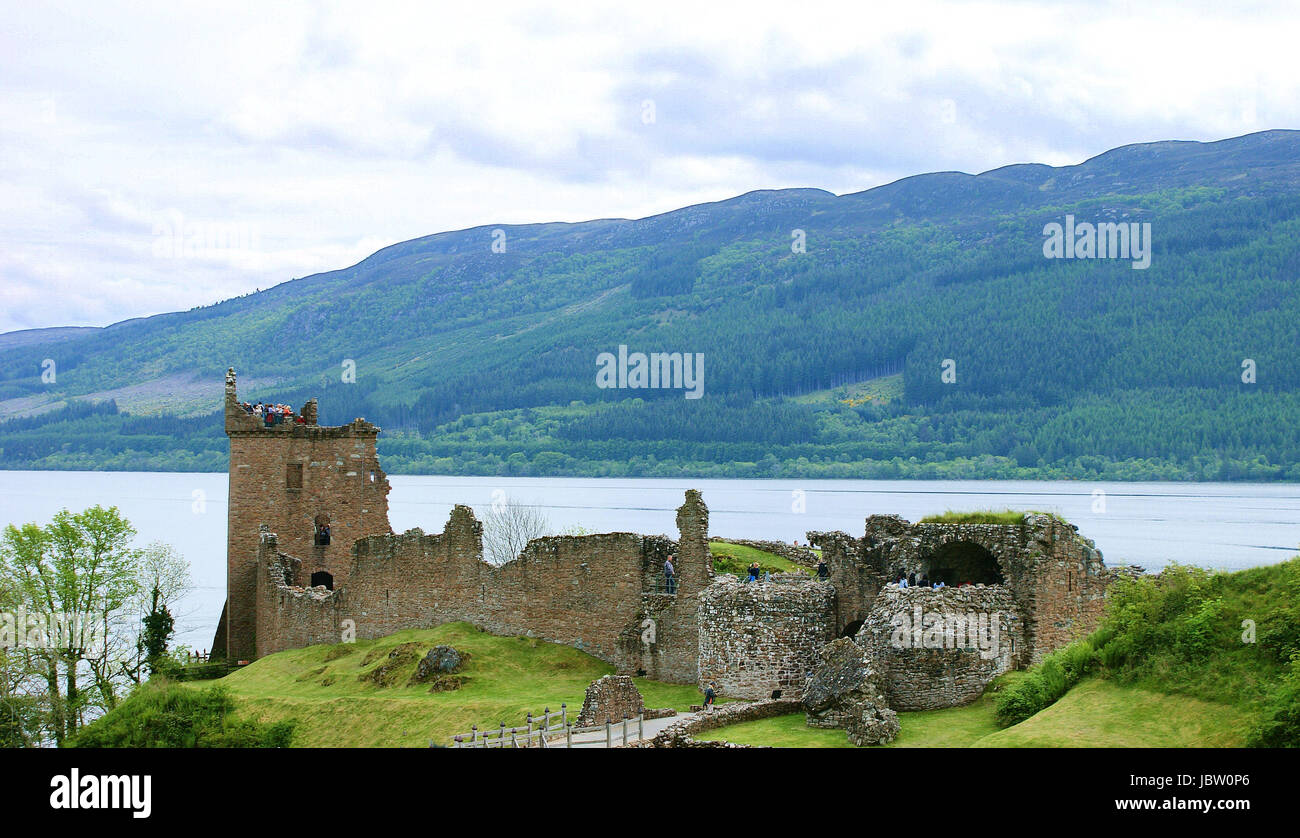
[1,0,1296,333]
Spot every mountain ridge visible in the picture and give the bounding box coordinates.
[3,128,1300,481]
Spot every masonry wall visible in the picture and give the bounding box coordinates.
[833,513,1118,665]
[862,584,1024,710]
[697,575,836,700]
[224,368,392,662]
[252,490,712,683]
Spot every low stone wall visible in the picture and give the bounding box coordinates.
[644,699,802,748]
[711,537,820,568]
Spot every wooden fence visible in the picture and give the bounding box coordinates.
[449,704,646,748]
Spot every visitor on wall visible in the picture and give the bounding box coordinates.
[664,553,676,594]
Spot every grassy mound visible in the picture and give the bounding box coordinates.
[210,622,708,747]
[710,542,810,578]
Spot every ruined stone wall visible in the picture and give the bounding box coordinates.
[862,584,1024,710]
[225,368,391,662]
[577,675,645,726]
[697,575,836,700]
[644,699,802,748]
[851,514,1116,664]
[252,491,712,683]
[807,529,885,635]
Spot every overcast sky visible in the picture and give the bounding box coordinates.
[1,0,1296,333]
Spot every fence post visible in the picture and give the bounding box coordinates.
[566,723,573,749]
[605,719,612,749]
[471,724,478,746]
[543,707,551,732]
[511,730,518,748]
[561,703,567,728]
[622,715,629,746]
[499,722,506,748]
[638,713,644,741]
[527,713,533,736]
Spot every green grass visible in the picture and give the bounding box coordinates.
[974,678,1250,747]
[919,509,1033,525]
[695,691,1003,748]
[694,677,1248,748]
[710,541,811,578]
[208,622,713,747]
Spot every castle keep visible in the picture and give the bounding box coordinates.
[216,370,1124,716]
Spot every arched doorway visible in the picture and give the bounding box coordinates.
[310,570,334,590]
[924,541,1004,586]
[840,619,864,638]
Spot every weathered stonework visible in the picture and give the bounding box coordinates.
[697,575,835,700]
[222,368,391,662]
[812,513,1121,665]
[643,699,802,748]
[577,675,645,726]
[862,583,1024,710]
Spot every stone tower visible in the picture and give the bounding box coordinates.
[221,368,391,661]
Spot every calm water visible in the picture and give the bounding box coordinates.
[2,471,1297,649]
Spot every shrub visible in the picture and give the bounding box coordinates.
[1247,654,1300,748]
[68,681,295,748]
[995,638,1098,726]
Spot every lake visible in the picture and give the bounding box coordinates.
[1,471,1297,650]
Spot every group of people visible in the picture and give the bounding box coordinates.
[897,572,976,589]
[240,400,303,427]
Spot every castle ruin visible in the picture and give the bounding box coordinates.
[215,369,1125,717]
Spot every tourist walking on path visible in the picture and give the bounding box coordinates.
[703,682,717,713]
[817,558,830,579]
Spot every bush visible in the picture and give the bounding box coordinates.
[995,638,1098,726]
[67,682,295,748]
[1247,654,1300,748]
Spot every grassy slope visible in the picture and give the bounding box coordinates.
[214,623,710,748]
[696,678,1249,748]
[710,542,810,577]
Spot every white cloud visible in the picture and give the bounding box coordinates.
[1,0,1297,331]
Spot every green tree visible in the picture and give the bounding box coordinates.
[0,506,141,745]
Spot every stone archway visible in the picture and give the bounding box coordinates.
[840,619,865,638]
[310,570,334,590]
[924,541,1004,586]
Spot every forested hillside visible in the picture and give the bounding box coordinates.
[3,130,1300,480]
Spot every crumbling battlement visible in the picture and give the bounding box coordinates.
[251,491,712,683]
